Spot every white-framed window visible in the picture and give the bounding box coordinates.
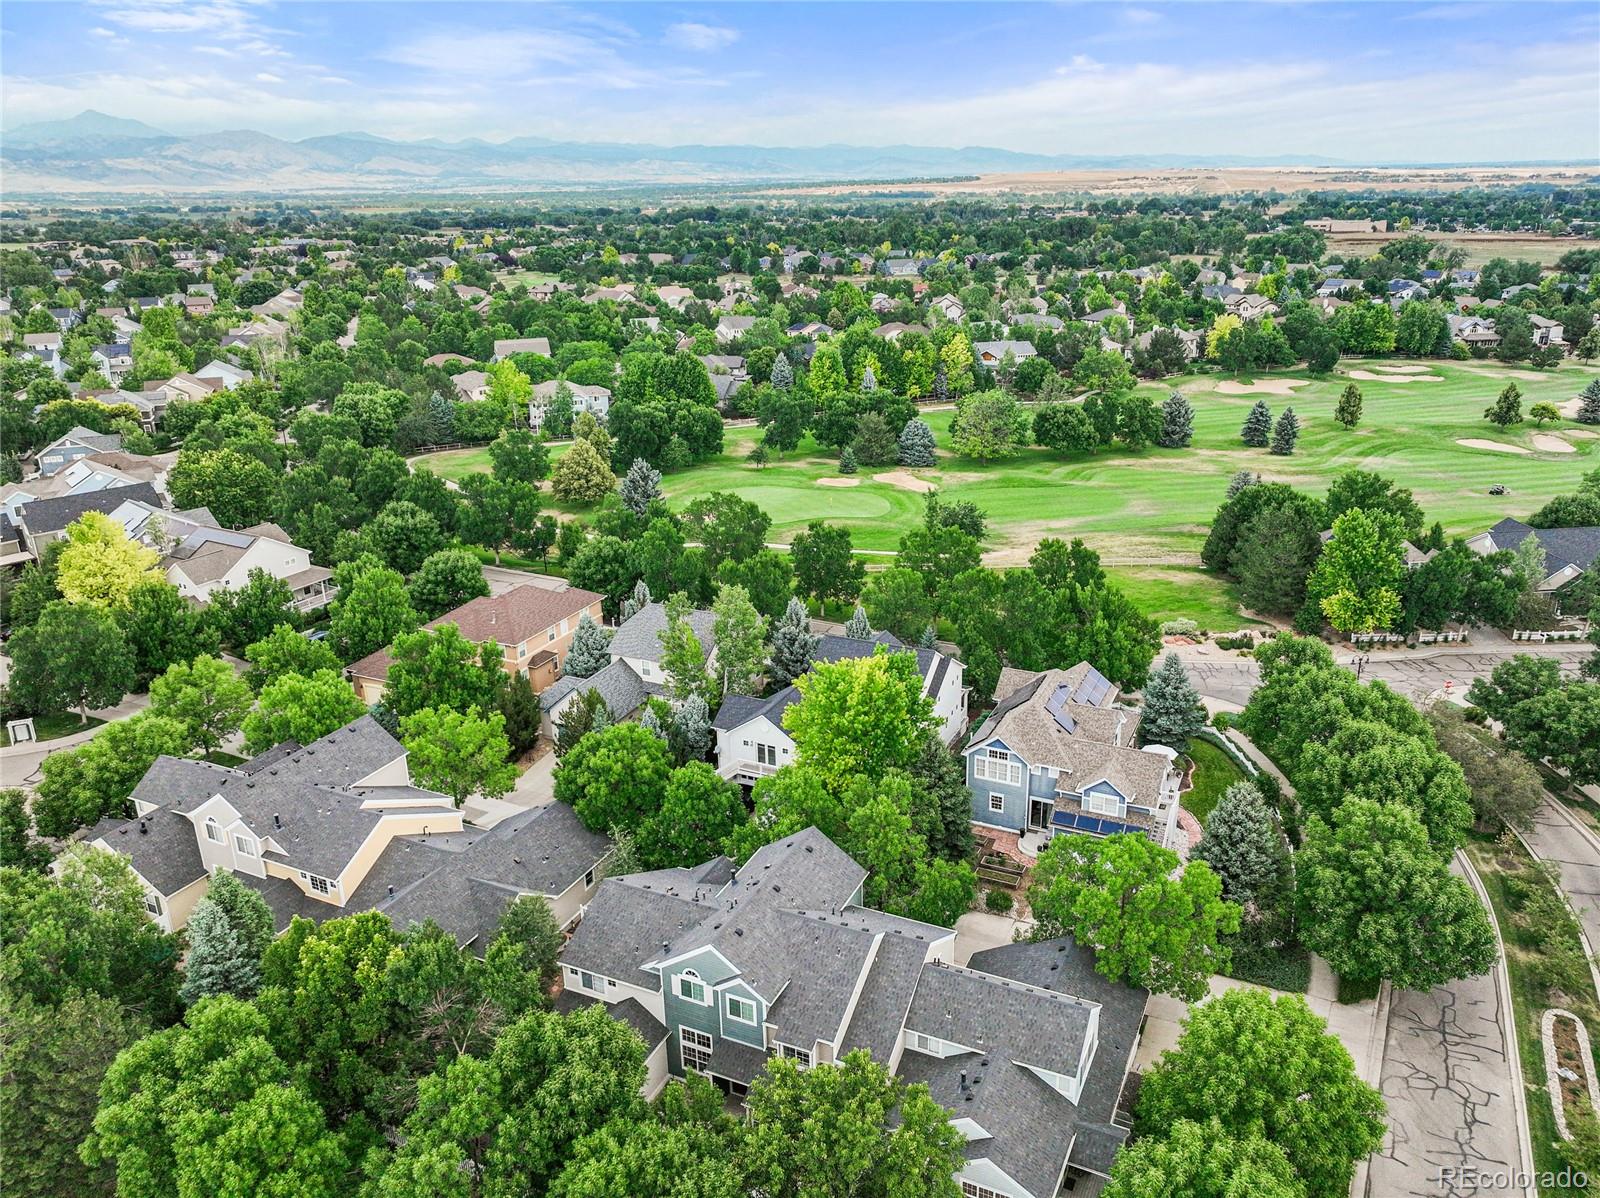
[519,644,527,658]
[680,1026,713,1072]
[585,868,596,888]
[1082,790,1122,817]
[975,747,1022,786]
[144,892,163,916]
[676,970,709,1004]
[908,1031,941,1054]
[579,970,599,991]
[988,792,1005,814]
[962,1182,1006,1198]
[234,834,256,857]
[304,874,331,895]
[756,743,778,767]
[726,995,757,1025]
[771,1042,812,1067]
[204,818,222,843]
[547,627,557,643]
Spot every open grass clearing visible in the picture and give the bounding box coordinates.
[1179,736,1248,825]
[1,712,104,746]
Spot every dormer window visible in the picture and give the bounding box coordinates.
[204,818,222,843]
[726,995,757,1025]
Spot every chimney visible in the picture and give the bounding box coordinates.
[387,885,394,896]
[273,813,282,829]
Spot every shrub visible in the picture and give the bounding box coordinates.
[1160,618,1199,637]
[1221,928,1311,993]
[1336,975,1381,1004]
[985,889,1014,914]
[1214,632,1256,652]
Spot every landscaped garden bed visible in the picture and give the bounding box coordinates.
[1544,1008,1600,1142]
[976,850,1026,889]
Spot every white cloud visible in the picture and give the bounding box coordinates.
[90,26,118,38]
[89,0,267,39]
[664,22,739,52]
[255,72,283,83]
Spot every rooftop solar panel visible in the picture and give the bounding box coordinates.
[1071,667,1113,707]
[1044,684,1078,734]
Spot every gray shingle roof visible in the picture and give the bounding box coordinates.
[17,481,158,533]
[1487,517,1600,573]
[905,962,1095,1078]
[88,808,206,896]
[561,878,717,992]
[607,602,717,664]
[541,657,658,719]
[555,991,667,1051]
[837,925,935,1061]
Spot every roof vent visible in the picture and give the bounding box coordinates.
[734,928,744,937]
[805,844,813,853]
[138,819,148,835]
[513,856,522,865]
[273,813,282,829]
[387,885,394,896]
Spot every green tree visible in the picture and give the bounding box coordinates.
[1033,402,1099,455]
[860,567,934,643]
[1578,377,1600,424]
[791,521,865,604]
[400,705,516,807]
[148,654,253,755]
[33,714,192,838]
[179,897,261,1005]
[785,651,935,790]
[1136,988,1385,1198]
[710,584,767,697]
[208,568,297,655]
[1106,1117,1303,1198]
[7,600,134,722]
[1268,406,1299,455]
[618,457,663,514]
[369,499,446,575]
[768,596,820,686]
[1334,383,1363,429]
[1240,400,1273,447]
[636,762,749,870]
[0,788,51,873]
[385,624,505,719]
[568,535,641,621]
[554,721,673,833]
[716,549,794,622]
[742,1051,965,1198]
[1195,782,1287,908]
[949,389,1028,461]
[409,548,490,618]
[202,869,275,966]
[1427,702,1542,833]
[1028,833,1240,1001]
[1296,799,1496,989]
[54,511,162,609]
[330,563,418,662]
[489,427,551,485]
[1484,382,1523,427]
[1138,653,1207,747]
[897,417,938,467]
[682,492,771,570]
[120,580,220,684]
[241,669,366,755]
[1157,392,1194,448]
[483,895,563,1015]
[551,438,617,504]
[1235,503,1323,617]
[1530,401,1562,426]
[1305,508,1406,633]
[243,623,340,691]
[168,447,279,528]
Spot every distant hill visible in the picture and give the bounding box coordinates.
[0,109,1357,195]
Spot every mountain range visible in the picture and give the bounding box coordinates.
[2,109,1356,196]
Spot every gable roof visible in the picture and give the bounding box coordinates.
[540,657,657,719]
[1485,517,1600,573]
[16,481,159,533]
[607,601,717,664]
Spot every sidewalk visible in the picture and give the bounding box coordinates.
[0,692,150,787]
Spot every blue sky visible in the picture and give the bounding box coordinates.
[4,1,1598,161]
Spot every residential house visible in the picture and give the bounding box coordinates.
[493,336,553,361]
[541,601,718,735]
[19,332,66,378]
[712,632,967,786]
[1008,313,1063,332]
[1224,293,1278,320]
[89,715,611,938]
[346,583,606,704]
[1303,218,1387,233]
[182,294,215,318]
[530,380,610,434]
[1199,284,1241,302]
[1316,278,1364,298]
[1530,315,1565,347]
[163,521,335,614]
[655,285,697,310]
[964,663,1182,850]
[715,315,758,345]
[558,827,1145,1196]
[974,340,1040,368]
[89,342,134,383]
[786,321,832,338]
[193,359,252,390]
[930,294,966,322]
[874,322,929,341]
[1132,327,1203,361]
[33,426,123,476]
[250,288,303,319]
[451,370,491,403]
[0,451,175,527]
[1468,518,1599,600]
[8,481,160,562]
[879,258,923,278]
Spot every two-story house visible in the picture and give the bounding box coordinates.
[963,663,1181,851]
[558,827,1146,1198]
[711,633,968,786]
[346,583,606,703]
[33,426,124,476]
[540,600,718,735]
[529,380,610,434]
[88,715,611,939]
[162,521,335,613]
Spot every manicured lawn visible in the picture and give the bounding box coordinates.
[1180,736,1247,824]
[415,359,1598,629]
[1467,832,1597,1198]
[1,712,104,746]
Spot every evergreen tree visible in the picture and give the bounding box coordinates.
[839,445,858,474]
[564,613,612,678]
[1269,407,1300,456]
[620,579,651,622]
[618,457,663,515]
[668,694,713,765]
[555,688,611,757]
[1335,383,1363,429]
[769,353,794,389]
[638,706,667,742]
[1195,782,1286,907]
[179,898,259,1005]
[1578,378,1600,425]
[919,623,938,649]
[203,870,275,965]
[768,596,820,686]
[1139,653,1207,747]
[499,672,542,755]
[845,604,872,639]
[898,418,938,467]
[1157,392,1194,448]
[1240,400,1274,447]
[1484,382,1524,427]
[424,391,455,443]
[860,364,877,392]
[1226,469,1258,499]
[933,361,949,404]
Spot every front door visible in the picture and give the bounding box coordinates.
[1028,798,1053,832]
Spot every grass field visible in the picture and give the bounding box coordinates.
[1180,737,1248,824]
[1324,229,1598,268]
[415,358,1595,630]
[0,712,104,746]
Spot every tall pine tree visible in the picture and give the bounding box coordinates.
[1138,653,1207,747]
[618,458,663,515]
[1578,377,1600,425]
[564,613,612,678]
[179,898,259,1005]
[1240,400,1274,447]
[1269,407,1300,456]
[845,604,872,639]
[1195,782,1286,907]
[769,597,820,686]
[898,418,938,467]
[1157,392,1194,448]
[1335,383,1363,429]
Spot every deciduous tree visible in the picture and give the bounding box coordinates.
[400,704,516,807]
[241,669,366,754]
[148,653,253,755]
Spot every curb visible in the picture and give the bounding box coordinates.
[1457,847,1539,1198]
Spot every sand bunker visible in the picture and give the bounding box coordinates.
[1213,379,1308,396]
[1371,363,1434,374]
[873,471,937,493]
[1456,438,1531,455]
[816,477,861,488]
[1346,369,1441,382]
[1462,366,1546,382]
[1532,434,1577,453]
[1567,429,1598,440]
